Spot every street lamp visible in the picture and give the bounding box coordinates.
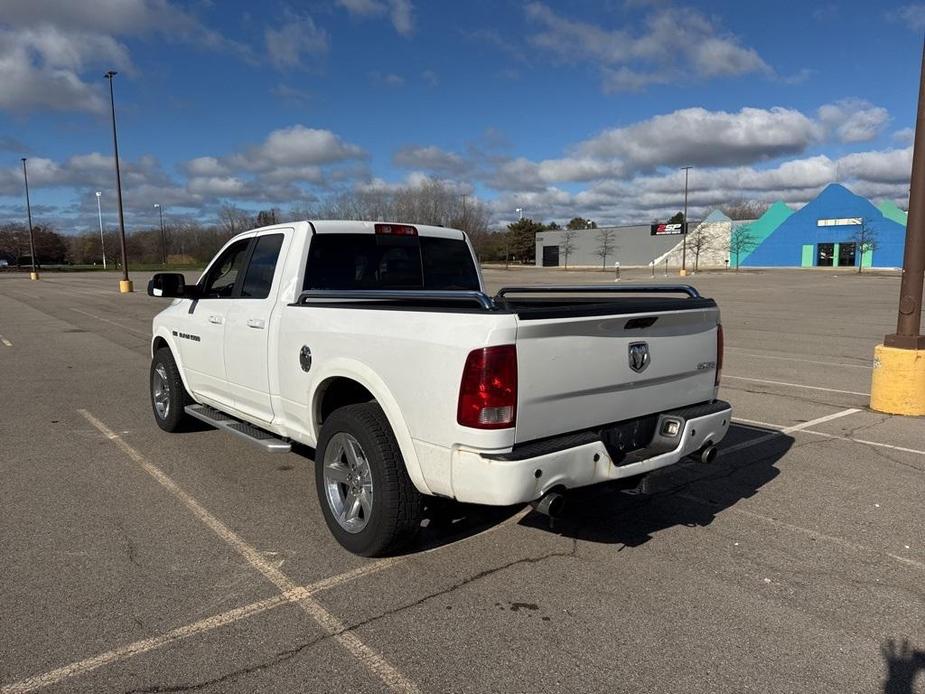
[154,203,166,265]
[515,207,524,220]
[105,70,132,293]
[95,192,107,269]
[680,165,692,276]
[20,158,38,280]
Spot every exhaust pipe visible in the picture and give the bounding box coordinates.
[531,490,565,517]
[698,443,718,464]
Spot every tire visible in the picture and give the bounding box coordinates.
[150,347,192,432]
[315,402,424,556]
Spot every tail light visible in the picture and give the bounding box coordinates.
[715,324,724,386]
[457,345,517,429]
[375,223,417,236]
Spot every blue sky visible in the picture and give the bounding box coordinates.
[0,0,922,233]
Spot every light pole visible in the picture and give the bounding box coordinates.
[516,207,524,220]
[20,158,38,280]
[105,70,132,293]
[96,192,107,269]
[680,165,692,276]
[154,203,166,265]
[869,37,925,415]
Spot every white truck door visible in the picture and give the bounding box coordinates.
[177,236,253,404]
[223,231,287,422]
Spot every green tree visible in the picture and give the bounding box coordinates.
[667,211,685,225]
[544,221,560,230]
[566,217,591,230]
[506,218,542,264]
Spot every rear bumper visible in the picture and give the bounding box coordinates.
[450,401,732,505]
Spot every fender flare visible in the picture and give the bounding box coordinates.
[151,329,196,399]
[311,358,432,496]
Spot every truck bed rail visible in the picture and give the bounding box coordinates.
[295,289,498,311]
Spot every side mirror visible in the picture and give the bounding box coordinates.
[148,272,198,298]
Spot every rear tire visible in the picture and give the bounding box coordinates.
[150,347,192,432]
[315,402,424,556]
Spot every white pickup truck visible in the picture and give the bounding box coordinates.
[147,221,731,555]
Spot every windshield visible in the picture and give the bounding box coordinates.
[304,233,480,291]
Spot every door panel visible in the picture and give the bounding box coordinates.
[177,237,253,403]
[224,232,287,422]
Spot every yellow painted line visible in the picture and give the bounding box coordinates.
[75,410,419,694]
[724,375,869,397]
[0,335,11,347]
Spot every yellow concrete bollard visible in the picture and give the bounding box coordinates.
[678,269,689,277]
[870,344,925,415]
[29,272,39,280]
[119,279,134,293]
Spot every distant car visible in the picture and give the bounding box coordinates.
[0,260,8,267]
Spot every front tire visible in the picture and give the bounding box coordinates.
[150,347,192,432]
[315,402,424,556]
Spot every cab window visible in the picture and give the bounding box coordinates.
[240,234,284,299]
[200,239,251,298]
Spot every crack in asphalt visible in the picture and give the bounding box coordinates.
[120,541,578,694]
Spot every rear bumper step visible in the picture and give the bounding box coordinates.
[185,404,291,453]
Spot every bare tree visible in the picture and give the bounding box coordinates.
[726,224,756,271]
[721,199,769,221]
[850,218,878,273]
[595,228,617,269]
[687,225,716,272]
[561,228,578,269]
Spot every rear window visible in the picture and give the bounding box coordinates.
[304,233,480,291]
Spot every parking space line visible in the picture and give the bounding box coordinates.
[725,348,872,370]
[679,492,924,572]
[724,375,869,397]
[733,417,925,458]
[1,560,399,694]
[0,334,11,347]
[77,409,419,694]
[720,408,860,456]
[69,308,149,338]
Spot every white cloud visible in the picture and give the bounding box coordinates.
[525,3,772,92]
[336,0,415,36]
[265,11,328,69]
[0,0,252,114]
[837,147,912,184]
[184,157,230,177]
[817,99,890,143]
[577,106,821,171]
[393,146,468,175]
[369,71,405,87]
[228,125,365,171]
[887,4,925,30]
[893,127,915,144]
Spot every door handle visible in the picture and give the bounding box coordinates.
[246,318,266,330]
[208,314,224,325]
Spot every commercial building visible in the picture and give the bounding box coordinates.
[533,183,908,270]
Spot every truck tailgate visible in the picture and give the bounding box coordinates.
[513,301,720,443]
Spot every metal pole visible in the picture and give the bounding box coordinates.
[21,158,38,278]
[106,70,131,289]
[885,40,925,350]
[155,203,166,265]
[681,166,692,272]
[96,192,107,269]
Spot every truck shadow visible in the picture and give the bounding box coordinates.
[517,422,793,548]
[411,422,791,552]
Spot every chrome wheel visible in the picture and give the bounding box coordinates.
[152,364,170,420]
[323,432,374,534]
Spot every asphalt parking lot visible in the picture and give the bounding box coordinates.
[1,266,923,693]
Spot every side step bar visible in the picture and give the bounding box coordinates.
[185,404,292,453]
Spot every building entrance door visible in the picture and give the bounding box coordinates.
[816,243,834,266]
[838,242,857,267]
[542,245,560,267]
